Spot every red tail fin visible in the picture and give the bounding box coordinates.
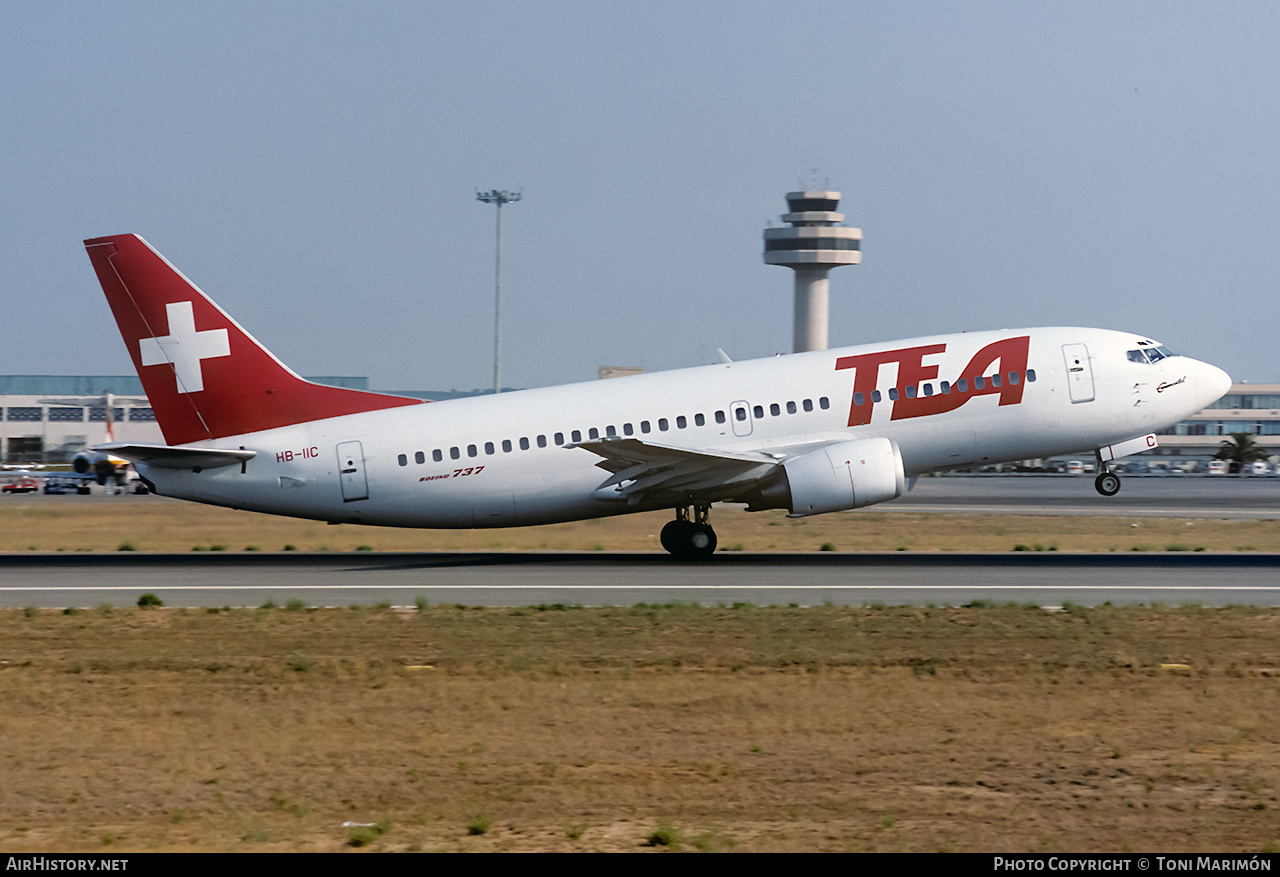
[84,234,422,446]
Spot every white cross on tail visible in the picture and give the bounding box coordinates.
[138,301,230,393]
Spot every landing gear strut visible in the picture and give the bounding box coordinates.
[660,503,717,558]
[1093,449,1121,496]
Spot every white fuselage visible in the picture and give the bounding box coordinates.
[139,327,1228,528]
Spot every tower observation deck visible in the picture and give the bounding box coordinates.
[762,190,861,353]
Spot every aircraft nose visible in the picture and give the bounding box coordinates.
[1197,362,1232,408]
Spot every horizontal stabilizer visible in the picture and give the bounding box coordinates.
[94,442,257,470]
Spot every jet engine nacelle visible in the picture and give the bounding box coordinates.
[753,437,906,516]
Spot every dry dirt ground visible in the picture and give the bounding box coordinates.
[2,603,1279,852]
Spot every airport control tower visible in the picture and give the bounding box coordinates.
[763,190,861,353]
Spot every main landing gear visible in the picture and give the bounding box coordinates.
[660,504,717,559]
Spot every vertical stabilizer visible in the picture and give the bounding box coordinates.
[84,234,422,445]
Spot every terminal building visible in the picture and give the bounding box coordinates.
[1155,383,1280,461]
[0,375,368,465]
[4,377,1276,468]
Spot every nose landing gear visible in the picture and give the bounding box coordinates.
[1094,471,1121,496]
[1093,449,1122,496]
[660,503,717,558]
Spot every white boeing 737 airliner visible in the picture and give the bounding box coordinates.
[84,234,1231,557]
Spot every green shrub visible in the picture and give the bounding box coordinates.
[646,822,680,847]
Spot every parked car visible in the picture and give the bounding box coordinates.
[2,477,39,494]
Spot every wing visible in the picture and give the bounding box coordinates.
[572,437,781,506]
[95,442,257,471]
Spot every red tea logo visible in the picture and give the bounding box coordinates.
[836,336,1030,426]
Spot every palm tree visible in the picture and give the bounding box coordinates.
[1214,432,1269,473]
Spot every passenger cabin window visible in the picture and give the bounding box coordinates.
[803,399,813,412]
[819,397,830,409]
[694,413,705,426]
[397,454,407,467]
[519,437,530,450]
[415,451,425,464]
[450,447,461,460]
[716,410,727,424]
[433,449,443,462]
[786,401,796,414]
[676,415,687,429]
[502,439,512,452]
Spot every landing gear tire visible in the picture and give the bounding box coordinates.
[660,520,688,554]
[685,523,717,558]
[1095,471,1121,497]
[660,514,717,559]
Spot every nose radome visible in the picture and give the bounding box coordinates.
[1198,362,1232,408]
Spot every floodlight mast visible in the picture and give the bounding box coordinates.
[476,189,522,394]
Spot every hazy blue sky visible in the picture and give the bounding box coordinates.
[4,2,1277,392]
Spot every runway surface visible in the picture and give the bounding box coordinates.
[3,551,1279,609]
[2,476,1276,608]
[891,474,1279,518]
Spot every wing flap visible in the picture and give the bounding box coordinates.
[573,437,779,505]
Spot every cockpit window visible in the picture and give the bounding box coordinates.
[1127,345,1178,364]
